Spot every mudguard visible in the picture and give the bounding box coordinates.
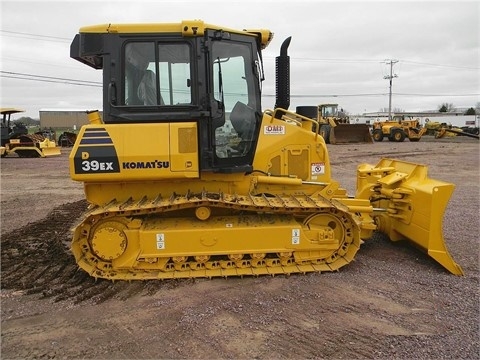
[356,158,463,275]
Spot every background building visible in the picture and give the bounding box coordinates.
[39,110,103,130]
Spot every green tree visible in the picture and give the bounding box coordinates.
[438,103,455,112]
[465,107,476,115]
[13,117,39,126]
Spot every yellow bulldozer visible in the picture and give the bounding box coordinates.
[0,108,61,158]
[68,20,463,280]
[372,115,426,142]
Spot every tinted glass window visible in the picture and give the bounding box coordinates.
[212,41,257,159]
[124,42,191,106]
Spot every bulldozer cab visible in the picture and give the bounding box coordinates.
[319,104,339,119]
[318,104,351,126]
[1,108,25,147]
[318,104,348,124]
[71,22,272,174]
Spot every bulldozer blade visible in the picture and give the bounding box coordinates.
[330,124,373,144]
[41,146,62,157]
[38,138,62,157]
[356,158,464,275]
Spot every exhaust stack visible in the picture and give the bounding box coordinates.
[275,37,291,110]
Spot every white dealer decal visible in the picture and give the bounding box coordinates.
[264,125,285,135]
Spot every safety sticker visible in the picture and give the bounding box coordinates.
[156,233,165,249]
[264,125,285,135]
[311,162,325,175]
[292,228,300,245]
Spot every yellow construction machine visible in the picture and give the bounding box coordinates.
[434,127,479,139]
[68,20,463,280]
[0,108,61,158]
[372,115,426,142]
[297,104,372,144]
[424,121,479,140]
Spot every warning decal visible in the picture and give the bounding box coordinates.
[156,234,165,249]
[311,162,325,175]
[292,229,300,245]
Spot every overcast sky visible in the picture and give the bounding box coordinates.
[1,0,478,119]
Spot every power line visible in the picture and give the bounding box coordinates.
[0,30,70,42]
[288,57,381,63]
[289,93,387,98]
[3,71,477,97]
[401,59,479,70]
[2,30,478,71]
[393,92,480,97]
[1,75,102,87]
[263,56,480,71]
[0,71,101,87]
[264,92,479,98]
[1,56,90,70]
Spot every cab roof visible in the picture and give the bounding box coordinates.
[79,20,274,49]
[0,108,25,115]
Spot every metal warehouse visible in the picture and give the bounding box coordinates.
[39,110,103,129]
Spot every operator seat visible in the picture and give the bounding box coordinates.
[138,70,164,105]
[230,101,257,154]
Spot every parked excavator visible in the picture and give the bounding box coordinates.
[1,108,61,157]
[296,104,373,144]
[69,20,463,280]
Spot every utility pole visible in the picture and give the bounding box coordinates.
[384,59,398,120]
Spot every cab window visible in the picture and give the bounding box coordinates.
[124,42,192,106]
[212,41,258,159]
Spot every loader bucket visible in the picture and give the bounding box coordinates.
[329,124,373,144]
[356,158,464,275]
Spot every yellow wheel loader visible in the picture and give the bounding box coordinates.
[68,20,463,280]
[296,104,373,144]
[1,108,61,158]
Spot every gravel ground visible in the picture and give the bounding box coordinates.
[1,136,478,359]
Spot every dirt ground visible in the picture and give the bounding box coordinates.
[1,136,478,359]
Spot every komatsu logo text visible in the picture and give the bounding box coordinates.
[122,160,170,169]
